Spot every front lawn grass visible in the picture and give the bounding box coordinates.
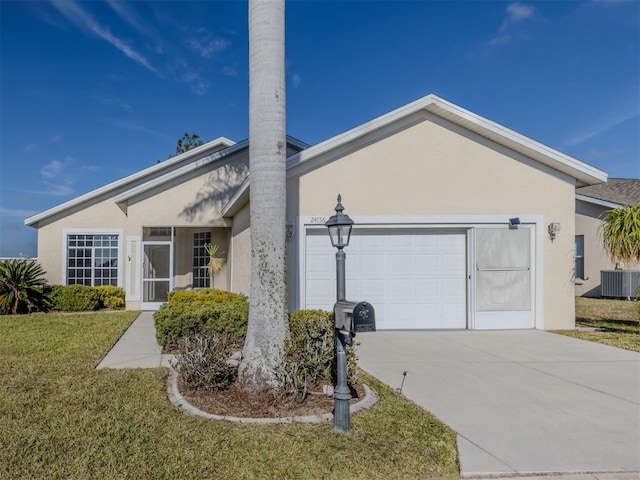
[554,298,639,352]
[0,312,459,479]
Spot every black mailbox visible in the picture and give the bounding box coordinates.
[353,301,376,332]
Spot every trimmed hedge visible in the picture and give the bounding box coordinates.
[49,285,101,311]
[154,289,248,350]
[48,284,126,311]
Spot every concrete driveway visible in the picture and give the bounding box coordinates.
[356,330,640,478]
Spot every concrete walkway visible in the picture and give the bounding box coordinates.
[357,330,640,478]
[96,311,174,369]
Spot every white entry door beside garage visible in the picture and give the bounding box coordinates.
[304,229,468,329]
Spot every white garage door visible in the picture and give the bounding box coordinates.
[305,229,467,329]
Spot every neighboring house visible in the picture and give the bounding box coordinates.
[575,178,640,297]
[26,94,607,330]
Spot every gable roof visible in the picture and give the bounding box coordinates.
[25,136,309,227]
[222,93,608,217]
[25,136,235,227]
[576,178,640,208]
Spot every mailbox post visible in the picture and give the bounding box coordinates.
[325,195,354,433]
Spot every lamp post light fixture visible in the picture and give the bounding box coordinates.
[325,194,354,433]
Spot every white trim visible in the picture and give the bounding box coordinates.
[25,137,236,226]
[575,194,622,209]
[61,228,124,288]
[296,214,545,330]
[125,235,141,301]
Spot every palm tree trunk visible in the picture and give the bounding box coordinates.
[238,0,288,390]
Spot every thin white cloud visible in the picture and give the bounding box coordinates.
[0,207,39,218]
[170,58,211,96]
[93,93,132,112]
[23,143,37,153]
[292,73,301,88]
[222,64,238,77]
[488,2,535,46]
[39,157,75,196]
[50,135,62,143]
[105,0,149,35]
[563,108,639,148]
[101,118,166,139]
[505,2,535,24]
[49,0,157,73]
[187,35,230,58]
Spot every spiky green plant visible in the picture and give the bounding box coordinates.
[0,259,50,314]
[600,205,640,269]
[204,243,224,290]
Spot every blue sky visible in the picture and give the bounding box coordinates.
[1,0,638,257]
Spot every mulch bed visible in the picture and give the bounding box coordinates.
[178,377,365,418]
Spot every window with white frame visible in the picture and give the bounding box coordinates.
[193,231,211,288]
[575,235,585,280]
[67,234,119,286]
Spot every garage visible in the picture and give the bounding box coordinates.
[304,228,468,329]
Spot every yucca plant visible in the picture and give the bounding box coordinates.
[0,259,50,314]
[600,205,640,269]
[204,244,224,291]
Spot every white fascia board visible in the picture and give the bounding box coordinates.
[285,93,608,185]
[576,194,622,209]
[114,140,248,205]
[221,176,250,217]
[286,136,311,150]
[25,137,236,227]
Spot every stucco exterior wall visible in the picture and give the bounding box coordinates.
[289,115,577,330]
[230,203,251,296]
[575,200,617,297]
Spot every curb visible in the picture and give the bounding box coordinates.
[166,367,378,424]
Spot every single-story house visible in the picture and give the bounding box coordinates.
[575,178,640,297]
[26,94,608,330]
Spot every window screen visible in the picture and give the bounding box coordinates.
[476,227,531,312]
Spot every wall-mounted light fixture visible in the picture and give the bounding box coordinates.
[286,223,295,241]
[548,220,561,241]
[509,217,521,229]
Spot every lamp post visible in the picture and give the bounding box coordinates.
[325,194,354,433]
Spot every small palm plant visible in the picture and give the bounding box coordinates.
[204,244,224,291]
[0,259,50,314]
[600,205,640,269]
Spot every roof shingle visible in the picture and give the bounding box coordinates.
[576,178,640,206]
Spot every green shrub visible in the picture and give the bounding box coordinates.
[166,289,246,316]
[94,285,125,310]
[279,309,359,402]
[171,333,238,391]
[49,284,101,312]
[0,259,50,314]
[154,290,248,350]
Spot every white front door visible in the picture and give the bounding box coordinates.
[305,229,468,329]
[141,241,173,310]
[473,226,533,329]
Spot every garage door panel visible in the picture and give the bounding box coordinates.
[360,278,385,298]
[389,278,413,297]
[360,254,385,273]
[389,254,412,273]
[389,234,412,249]
[416,254,439,272]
